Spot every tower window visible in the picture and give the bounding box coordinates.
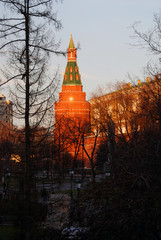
[76,74,79,81]
[65,75,67,81]
[70,74,73,81]
[66,67,68,72]
[70,67,72,72]
[75,66,77,72]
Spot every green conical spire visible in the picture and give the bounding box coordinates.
[63,61,82,86]
[63,35,82,86]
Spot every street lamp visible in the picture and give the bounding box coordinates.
[3,168,11,199]
[104,172,110,205]
[76,179,82,203]
[69,169,74,200]
[105,172,110,180]
[76,179,82,224]
[43,169,46,189]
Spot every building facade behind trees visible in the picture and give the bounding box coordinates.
[90,75,161,139]
[89,74,161,170]
[0,94,13,127]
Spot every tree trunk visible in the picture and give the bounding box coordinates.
[25,0,31,206]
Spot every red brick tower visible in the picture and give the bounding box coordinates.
[55,35,90,125]
[54,35,90,167]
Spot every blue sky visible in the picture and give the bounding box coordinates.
[0,0,161,101]
[52,0,161,99]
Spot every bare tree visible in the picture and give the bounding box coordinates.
[66,118,87,169]
[0,0,64,207]
[131,11,161,75]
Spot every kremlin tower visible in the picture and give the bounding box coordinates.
[55,35,90,125]
[54,35,90,168]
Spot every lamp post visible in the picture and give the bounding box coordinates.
[76,179,82,224]
[104,171,110,205]
[43,169,46,189]
[105,172,110,180]
[81,144,84,178]
[76,179,82,204]
[3,168,11,199]
[69,169,74,200]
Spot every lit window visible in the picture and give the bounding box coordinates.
[70,67,72,72]
[65,75,67,81]
[70,74,73,81]
[75,66,77,72]
[76,74,79,80]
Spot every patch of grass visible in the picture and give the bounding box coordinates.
[0,199,47,222]
[0,200,20,216]
[0,226,20,240]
